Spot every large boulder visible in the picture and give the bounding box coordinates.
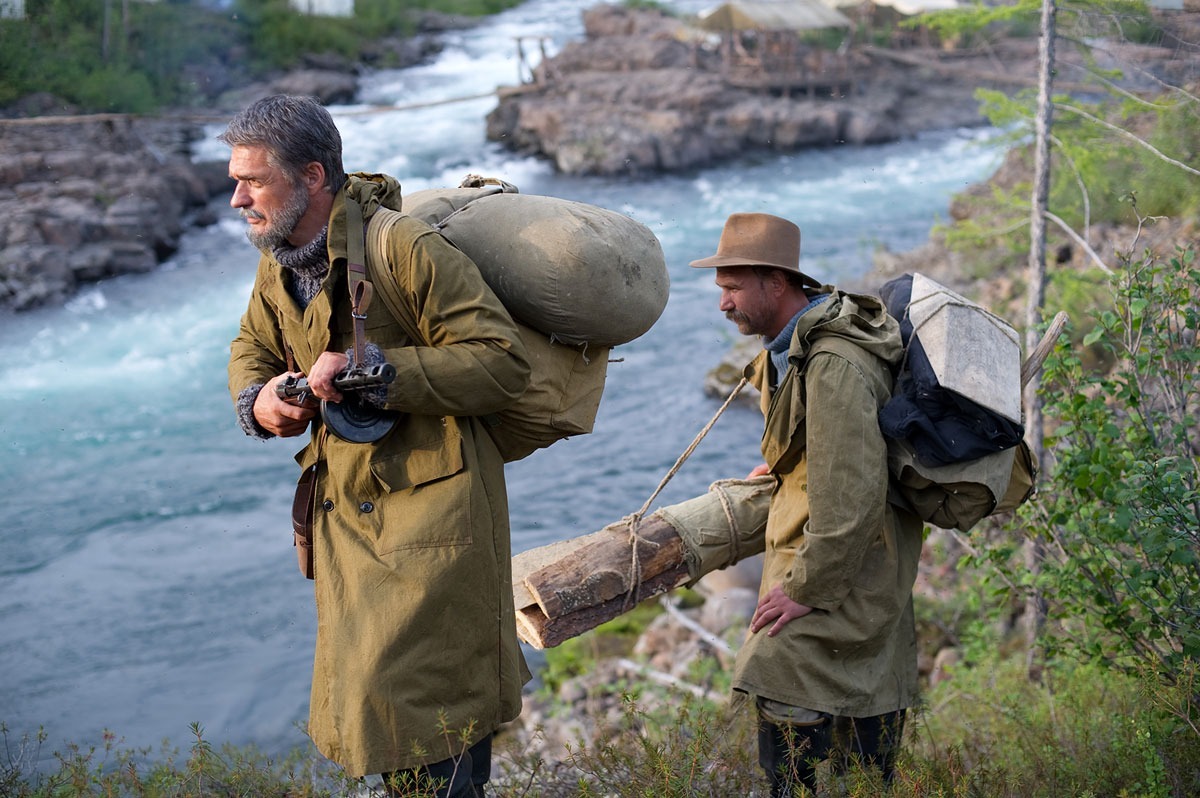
[0,116,219,311]
[485,5,991,176]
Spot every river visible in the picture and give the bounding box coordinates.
[0,0,1003,766]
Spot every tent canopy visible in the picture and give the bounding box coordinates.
[698,0,852,32]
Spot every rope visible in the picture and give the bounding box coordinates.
[712,479,743,566]
[621,376,750,608]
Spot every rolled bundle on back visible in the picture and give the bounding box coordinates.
[404,182,669,347]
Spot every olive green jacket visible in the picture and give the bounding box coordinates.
[731,288,924,718]
[227,174,532,776]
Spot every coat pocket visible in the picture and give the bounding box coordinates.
[366,417,472,552]
[369,418,464,492]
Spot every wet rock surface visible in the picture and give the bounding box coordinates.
[0,115,224,311]
[486,4,1198,177]
[485,5,990,176]
[0,12,467,313]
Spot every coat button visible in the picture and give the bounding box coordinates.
[359,501,374,514]
[322,499,334,512]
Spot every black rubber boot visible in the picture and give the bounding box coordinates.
[758,715,831,797]
[382,734,493,798]
[828,710,906,787]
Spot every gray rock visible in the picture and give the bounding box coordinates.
[485,6,991,176]
[0,115,223,312]
[698,587,759,637]
[271,69,360,105]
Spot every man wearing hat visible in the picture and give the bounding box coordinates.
[691,213,924,795]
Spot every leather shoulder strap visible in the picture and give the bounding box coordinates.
[344,197,375,365]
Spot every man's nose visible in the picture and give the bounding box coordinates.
[719,293,734,312]
[230,182,250,209]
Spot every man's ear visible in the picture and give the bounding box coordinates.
[300,161,326,195]
[765,268,789,297]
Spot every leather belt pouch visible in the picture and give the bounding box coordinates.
[292,465,317,580]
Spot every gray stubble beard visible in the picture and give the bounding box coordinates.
[243,184,310,251]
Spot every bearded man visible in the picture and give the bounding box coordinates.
[221,94,531,798]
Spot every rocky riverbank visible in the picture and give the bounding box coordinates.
[0,115,223,311]
[485,4,990,176]
[1,1,1192,312]
[0,13,465,313]
[0,1,1011,311]
[485,4,1197,177]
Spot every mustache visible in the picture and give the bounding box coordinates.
[240,209,266,222]
[725,310,748,324]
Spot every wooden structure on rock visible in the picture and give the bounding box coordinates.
[697,0,856,96]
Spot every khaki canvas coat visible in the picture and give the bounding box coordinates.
[731,288,925,719]
[228,174,532,776]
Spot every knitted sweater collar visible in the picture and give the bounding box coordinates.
[272,226,329,308]
[764,293,830,384]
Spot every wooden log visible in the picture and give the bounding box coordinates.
[511,478,774,649]
[519,513,687,620]
[1021,311,1069,387]
[516,562,690,649]
[512,535,585,612]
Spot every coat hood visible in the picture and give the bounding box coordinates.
[789,286,903,372]
[327,172,405,261]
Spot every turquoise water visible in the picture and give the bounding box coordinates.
[0,0,1003,764]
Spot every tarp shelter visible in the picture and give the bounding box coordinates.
[698,0,853,32]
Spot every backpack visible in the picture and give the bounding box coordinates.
[878,273,1036,531]
[359,178,669,463]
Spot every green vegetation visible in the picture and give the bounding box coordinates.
[963,86,1200,233]
[991,245,1200,683]
[3,0,1198,793]
[909,655,1196,797]
[0,722,351,797]
[0,0,522,113]
[920,0,1199,240]
[5,647,1197,795]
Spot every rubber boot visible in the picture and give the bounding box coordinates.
[828,710,906,788]
[758,714,831,797]
[382,734,493,798]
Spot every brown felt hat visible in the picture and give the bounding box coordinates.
[689,212,819,287]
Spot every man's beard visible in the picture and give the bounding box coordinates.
[243,184,309,251]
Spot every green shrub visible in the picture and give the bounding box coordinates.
[1020,245,1200,681]
[539,597,667,696]
[550,694,759,798]
[0,722,352,798]
[910,655,1190,797]
[76,66,157,114]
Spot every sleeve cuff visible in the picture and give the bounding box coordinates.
[235,384,274,440]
